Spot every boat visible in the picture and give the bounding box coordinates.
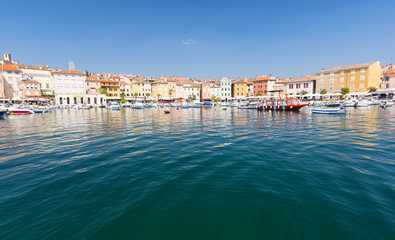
[202,102,212,108]
[312,108,346,114]
[229,102,237,107]
[8,107,34,115]
[132,100,144,109]
[164,110,170,114]
[220,102,229,107]
[258,94,308,111]
[379,101,393,108]
[238,101,258,109]
[108,101,121,110]
[192,100,203,108]
[0,110,7,118]
[122,102,132,108]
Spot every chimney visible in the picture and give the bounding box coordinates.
[4,52,11,61]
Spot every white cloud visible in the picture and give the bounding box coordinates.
[182,39,195,45]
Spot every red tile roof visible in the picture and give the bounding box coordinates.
[254,76,270,81]
[286,75,316,83]
[317,62,376,74]
[0,64,21,72]
[53,70,85,75]
[384,69,395,75]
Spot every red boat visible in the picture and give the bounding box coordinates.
[8,107,34,115]
[258,94,308,111]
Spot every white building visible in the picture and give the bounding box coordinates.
[18,64,52,95]
[1,62,23,101]
[219,77,231,100]
[286,75,316,96]
[52,70,86,105]
[183,83,201,100]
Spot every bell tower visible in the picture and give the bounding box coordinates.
[3,53,11,61]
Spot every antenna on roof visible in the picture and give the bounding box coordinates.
[68,61,75,71]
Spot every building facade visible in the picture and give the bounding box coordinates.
[53,70,86,105]
[232,80,248,98]
[285,75,316,96]
[219,77,231,100]
[316,61,381,93]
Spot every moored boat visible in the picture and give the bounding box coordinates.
[311,108,346,114]
[8,107,34,115]
[258,94,308,111]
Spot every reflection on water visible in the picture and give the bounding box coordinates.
[0,106,394,239]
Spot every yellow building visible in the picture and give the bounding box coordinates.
[100,75,120,98]
[151,80,169,100]
[316,61,381,93]
[131,81,151,98]
[232,80,248,97]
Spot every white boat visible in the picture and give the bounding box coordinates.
[220,102,229,107]
[122,102,132,108]
[312,108,346,114]
[238,101,258,109]
[8,107,34,115]
[192,100,202,108]
[356,99,369,107]
[108,102,120,110]
[132,100,144,109]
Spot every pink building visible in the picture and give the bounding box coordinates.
[174,82,184,99]
[201,82,212,101]
[21,80,45,102]
[382,69,395,89]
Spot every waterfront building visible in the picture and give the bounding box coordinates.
[131,81,151,99]
[316,61,381,93]
[246,80,254,97]
[85,76,105,105]
[1,62,23,101]
[211,84,221,98]
[21,80,45,103]
[99,75,120,103]
[285,75,316,96]
[173,82,184,99]
[52,70,86,105]
[273,79,288,94]
[18,64,52,95]
[219,77,231,100]
[201,81,212,101]
[253,75,270,96]
[183,83,201,101]
[382,69,395,89]
[232,79,248,98]
[119,81,131,98]
[151,80,169,100]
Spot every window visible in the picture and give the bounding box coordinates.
[296,84,300,89]
[340,71,344,75]
[289,84,293,89]
[360,75,365,81]
[303,83,309,88]
[350,84,354,89]
[340,77,344,82]
[351,70,355,73]
[320,86,323,91]
[361,68,365,72]
[320,79,324,84]
[339,85,344,90]
[329,86,333,91]
[35,91,39,95]
[330,78,334,83]
[330,72,334,76]
[359,83,364,89]
[26,90,30,95]
[350,76,355,81]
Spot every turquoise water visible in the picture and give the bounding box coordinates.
[0,107,394,240]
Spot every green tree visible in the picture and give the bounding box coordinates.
[367,86,377,93]
[157,93,161,101]
[211,95,216,101]
[215,97,221,102]
[120,90,125,99]
[341,87,350,96]
[319,89,327,95]
[99,87,108,96]
[85,70,89,77]
[121,99,127,104]
[300,90,308,96]
[256,92,262,96]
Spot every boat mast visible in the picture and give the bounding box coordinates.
[1,64,5,104]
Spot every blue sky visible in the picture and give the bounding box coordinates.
[1,0,394,79]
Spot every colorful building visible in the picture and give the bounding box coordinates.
[285,75,316,96]
[151,80,169,100]
[253,75,270,96]
[232,80,248,98]
[316,61,381,93]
